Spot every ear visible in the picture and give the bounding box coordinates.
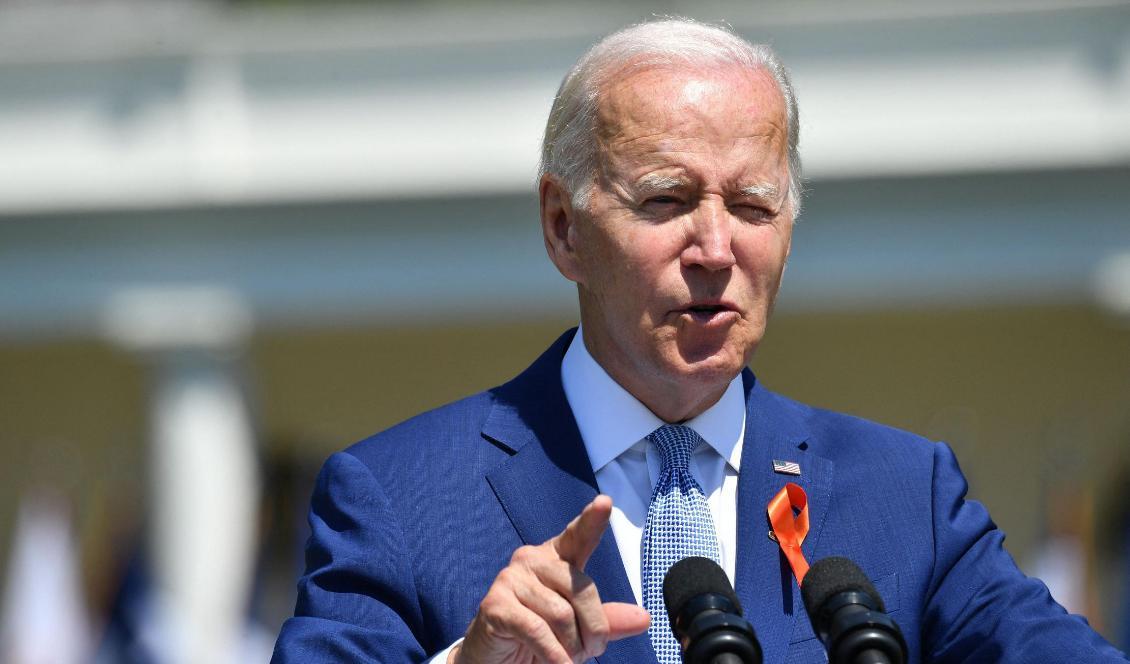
[539,174,584,284]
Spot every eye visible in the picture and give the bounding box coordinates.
[731,203,776,223]
[639,195,688,216]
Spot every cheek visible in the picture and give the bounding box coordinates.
[594,244,677,325]
[587,226,668,282]
[736,228,790,276]
[617,235,682,290]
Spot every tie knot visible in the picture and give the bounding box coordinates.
[648,424,701,472]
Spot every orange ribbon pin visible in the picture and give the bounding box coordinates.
[767,482,811,585]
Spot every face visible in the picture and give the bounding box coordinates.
[541,64,794,419]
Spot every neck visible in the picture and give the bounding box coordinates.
[644,382,729,424]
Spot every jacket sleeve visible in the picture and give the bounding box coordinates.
[922,442,1127,662]
[272,451,428,663]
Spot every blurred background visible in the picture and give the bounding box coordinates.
[0,0,1128,661]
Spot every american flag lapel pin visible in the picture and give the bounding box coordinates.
[773,459,801,476]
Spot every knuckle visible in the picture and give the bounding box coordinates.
[522,614,552,642]
[478,592,504,618]
[479,582,518,615]
[546,602,574,630]
[511,545,538,565]
[495,567,515,586]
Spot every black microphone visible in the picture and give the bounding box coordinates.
[801,557,908,664]
[663,556,762,664]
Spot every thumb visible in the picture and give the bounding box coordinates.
[602,602,651,641]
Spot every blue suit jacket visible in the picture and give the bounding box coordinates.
[273,329,1125,663]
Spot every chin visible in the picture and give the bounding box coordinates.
[674,324,757,369]
[667,340,750,386]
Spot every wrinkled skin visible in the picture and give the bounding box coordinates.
[542,64,794,423]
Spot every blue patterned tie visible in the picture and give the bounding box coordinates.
[641,424,722,663]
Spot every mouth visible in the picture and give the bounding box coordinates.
[678,302,739,325]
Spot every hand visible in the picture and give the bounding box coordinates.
[451,495,649,664]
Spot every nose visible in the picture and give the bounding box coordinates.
[682,197,736,271]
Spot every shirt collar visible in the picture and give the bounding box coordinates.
[561,326,745,474]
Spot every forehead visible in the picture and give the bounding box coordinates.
[594,64,788,180]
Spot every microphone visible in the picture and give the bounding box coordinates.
[800,557,908,664]
[663,556,762,664]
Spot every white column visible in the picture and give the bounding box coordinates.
[102,287,259,664]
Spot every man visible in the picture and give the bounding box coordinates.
[273,19,1126,663]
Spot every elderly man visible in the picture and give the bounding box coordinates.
[273,19,1125,664]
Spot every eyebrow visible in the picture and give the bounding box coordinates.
[740,183,781,199]
[633,176,783,201]
[635,174,686,193]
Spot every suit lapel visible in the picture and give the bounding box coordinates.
[735,370,834,664]
[482,330,656,664]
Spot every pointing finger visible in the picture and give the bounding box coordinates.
[552,495,612,569]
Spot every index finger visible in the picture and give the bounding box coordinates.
[551,495,613,569]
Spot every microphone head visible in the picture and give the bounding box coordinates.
[663,556,742,624]
[801,556,885,619]
[802,557,907,664]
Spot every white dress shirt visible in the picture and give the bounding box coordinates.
[560,327,745,604]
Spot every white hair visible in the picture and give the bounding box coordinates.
[538,18,803,215]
